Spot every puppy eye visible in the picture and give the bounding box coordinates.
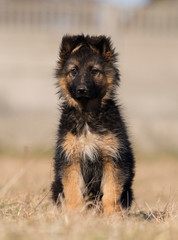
[91,69,100,76]
[69,68,78,77]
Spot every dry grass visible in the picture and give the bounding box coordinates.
[0,153,177,240]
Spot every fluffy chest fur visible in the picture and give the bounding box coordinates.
[62,124,119,162]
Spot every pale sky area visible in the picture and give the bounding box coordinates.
[98,0,150,8]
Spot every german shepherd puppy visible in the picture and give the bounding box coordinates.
[51,35,135,215]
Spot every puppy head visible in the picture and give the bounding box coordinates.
[56,35,119,105]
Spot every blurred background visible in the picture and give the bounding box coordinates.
[0,0,178,156]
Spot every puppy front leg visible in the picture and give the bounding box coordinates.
[62,162,84,213]
[102,161,122,216]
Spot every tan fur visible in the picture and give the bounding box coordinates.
[101,161,122,216]
[105,50,114,61]
[70,43,99,55]
[106,75,115,85]
[62,162,84,213]
[62,126,119,162]
[101,74,116,105]
[71,44,83,53]
[59,77,79,108]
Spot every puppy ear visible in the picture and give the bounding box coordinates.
[59,35,85,63]
[87,35,116,61]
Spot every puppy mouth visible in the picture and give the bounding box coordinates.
[75,96,90,101]
[75,91,90,100]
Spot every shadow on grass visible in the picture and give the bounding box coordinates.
[129,209,170,222]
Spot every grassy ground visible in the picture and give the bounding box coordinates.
[0,153,177,240]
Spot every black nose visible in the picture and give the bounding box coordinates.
[76,85,87,95]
